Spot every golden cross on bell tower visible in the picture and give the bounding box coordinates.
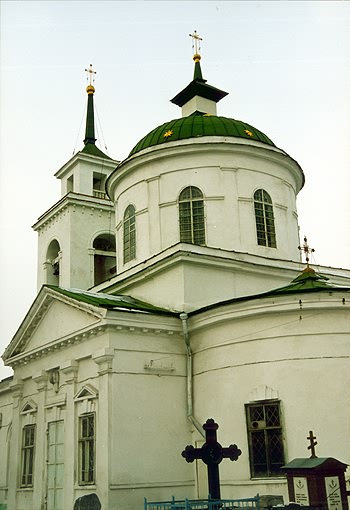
[85,63,96,86]
[298,236,315,268]
[189,30,203,56]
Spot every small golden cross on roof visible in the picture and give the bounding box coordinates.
[298,236,315,268]
[189,30,203,55]
[307,430,318,458]
[85,63,96,85]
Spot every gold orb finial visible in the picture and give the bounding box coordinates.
[86,84,95,95]
[193,53,201,63]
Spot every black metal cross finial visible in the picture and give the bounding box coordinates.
[307,430,318,458]
[182,418,242,500]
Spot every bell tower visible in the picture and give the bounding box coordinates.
[33,66,119,291]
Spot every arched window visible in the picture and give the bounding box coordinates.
[46,239,61,285]
[254,189,277,248]
[179,186,205,245]
[93,233,116,286]
[123,205,136,263]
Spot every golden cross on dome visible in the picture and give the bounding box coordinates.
[298,236,315,268]
[85,63,96,85]
[307,430,318,458]
[189,30,203,55]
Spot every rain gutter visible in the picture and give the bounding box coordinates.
[180,313,205,438]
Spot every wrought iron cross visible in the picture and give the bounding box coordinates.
[85,63,96,85]
[189,30,203,55]
[182,418,241,500]
[298,236,315,268]
[307,430,318,458]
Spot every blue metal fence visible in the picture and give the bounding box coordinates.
[144,494,260,510]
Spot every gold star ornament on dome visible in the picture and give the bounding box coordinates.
[244,129,254,137]
[163,130,174,138]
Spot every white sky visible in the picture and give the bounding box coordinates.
[1,0,349,379]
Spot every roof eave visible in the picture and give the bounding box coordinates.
[171,81,228,107]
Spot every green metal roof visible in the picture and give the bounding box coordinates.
[46,285,177,315]
[170,77,228,108]
[268,267,333,294]
[80,142,111,159]
[283,457,348,470]
[129,113,276,157]
[171,56,228,107]
[191,268,350,316]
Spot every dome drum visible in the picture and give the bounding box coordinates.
[107,138,303,270]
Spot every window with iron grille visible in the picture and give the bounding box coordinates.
[179,186,205,245]
[254,189,277,248]
[245,401,285,478]
[79,414,95,484]
[123,205,136,263]
[21,424,36,487]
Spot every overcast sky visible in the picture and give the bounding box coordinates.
[1,1,349,378]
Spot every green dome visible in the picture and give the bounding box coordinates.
[129,113,276,157]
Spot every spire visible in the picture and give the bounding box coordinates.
[190,30,205,82]
[80,65,111,159]
[171,31,228,117]
[193,54,205,82]
[84,64,97,146]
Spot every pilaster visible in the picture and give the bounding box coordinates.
[7,379,24,510]
[93,349,114,509]
[32,371,49,510]
[61,361,79,509]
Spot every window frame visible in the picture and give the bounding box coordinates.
[123,204,136,263]
[20,424,36,487]
[245,400,285,478]
[253,189,277,248]
[178,186,206,246]
[78,413,96,485]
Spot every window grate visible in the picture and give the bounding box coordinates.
[246,402,285,478]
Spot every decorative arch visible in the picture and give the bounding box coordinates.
[93,233,116,285]
[178,186,205,245]
[46,239,61,285]
[123,205,136,263]
[253,189,277,248]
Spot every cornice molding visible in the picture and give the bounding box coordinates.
[33,193,114,232]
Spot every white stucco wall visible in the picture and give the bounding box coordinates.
[188,291,350,500]
[108,139,303,275]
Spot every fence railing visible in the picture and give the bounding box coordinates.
[144,494,260,510]
[93,190,107,199]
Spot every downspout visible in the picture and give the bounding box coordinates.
[180,313,205,438]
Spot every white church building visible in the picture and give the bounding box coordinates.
[0,46,349,510]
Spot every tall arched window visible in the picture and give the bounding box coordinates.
[93,233,116,286]
[254,189,277,248]
[123,205,136,263]
[179,186,205,245]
